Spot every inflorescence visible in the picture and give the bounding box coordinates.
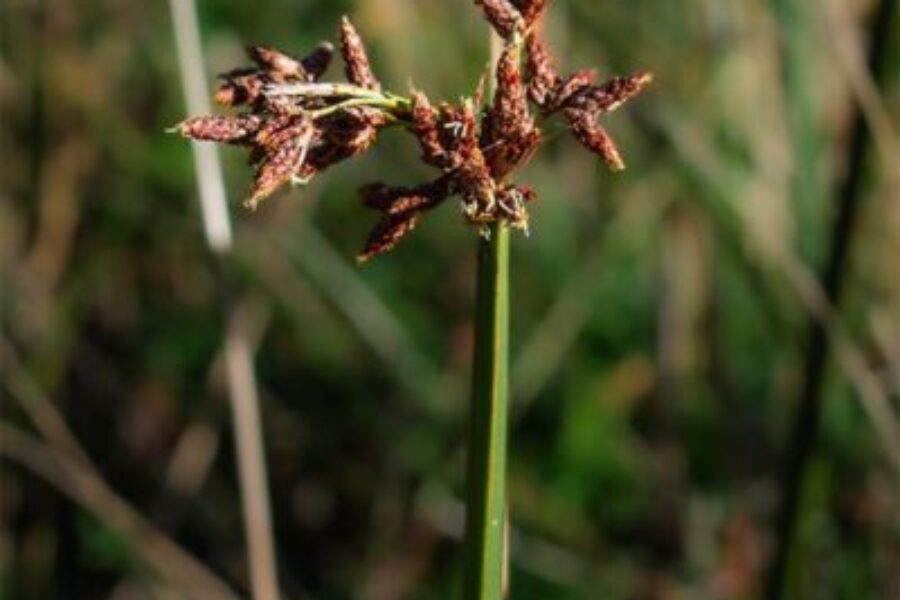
[173,0,652,261]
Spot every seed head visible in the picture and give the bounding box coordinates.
[173,5,652,259]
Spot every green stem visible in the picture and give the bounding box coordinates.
[463,221,510,600]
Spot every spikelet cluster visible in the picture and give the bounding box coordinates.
[174,2,651,261]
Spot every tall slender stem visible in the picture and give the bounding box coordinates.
[463,221,510,600]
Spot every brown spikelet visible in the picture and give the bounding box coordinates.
[456,137,498,223]
[358,211,420,262]
[575,72,654,113]
[360,177,453,213]
[433,103,468,170]
[252,116,297,152]
[524,32,558,106]
[409,91,445,167]
[319,108,385,161]
[483,43,539,178]
[358,182,399,211]
[474,0,522,39]
[295,111,383,180]
[300,42,334,80]
[512,0,547,24]
[247,46,306,80]
[486,42,530,143]
[339,16,380,90]
[246,116,316,167]
[564,108,625,171]
[247,119,315,208]
[550,69,596,111]
[174,115,262,143]
[215,70,266,106]
[357,176,454,261]
[248,145,299,208]
[492,126,541,180]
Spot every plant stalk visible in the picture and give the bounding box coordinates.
[463,221,510,600]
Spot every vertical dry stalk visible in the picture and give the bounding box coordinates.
[168,0,280,599]
[224,307,279,600]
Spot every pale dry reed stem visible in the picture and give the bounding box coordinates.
[224,306,280,600]
[168,0,232,252]
[168,1,280,598]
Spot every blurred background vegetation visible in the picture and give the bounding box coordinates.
[2,0,899,598]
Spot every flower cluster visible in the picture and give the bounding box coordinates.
[174,1,651,261]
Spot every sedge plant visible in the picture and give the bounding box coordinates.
[173,1,650,597]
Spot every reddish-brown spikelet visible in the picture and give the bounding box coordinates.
[247,46,307,81]
[300,42,334,80]
[549,69,596,111]
[433,103,469,170]
[247,118,315,207]
[564,107,625,171]
[474,0,522,39]
[575,72,654,113]
[457,158,498,223]
[323,108,384,157]
[512,0,547,24]
[486,43,530,143]
[483,43,540,178]
[249,144,301,208]
[524,31,558,106]
[359,182,400,211]
[358,211,420,262]
[214,70,266,106]
[453,102,483,166]
[252,115,298,154]
[175,115,262,143]
[357,178,453,261]
[409,91,445,168]
[291,109,384,181]
[339,17,380,90]
[360,178,452,214]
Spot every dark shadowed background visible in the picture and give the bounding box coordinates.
[2,0,899,598]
